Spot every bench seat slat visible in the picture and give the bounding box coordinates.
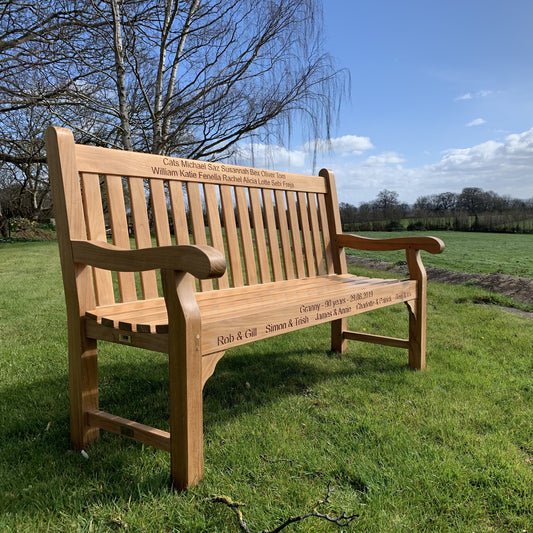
[199,279,416,353]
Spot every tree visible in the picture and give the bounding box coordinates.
[373,189,399,211]
[0,1,94,118]
[0,1,99,219]
[0,0,346,219]
[434,192,458,213]
[372,189,407,221]
[457,187,486,215]
[57,0,346,157]
[0,106,53,220]
[339,201,358,228]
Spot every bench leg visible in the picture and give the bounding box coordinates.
[163,270,204,490]
[331,317,347,353]
[406,250,427,370]
[68,335,100,449]
[407,297,426,370]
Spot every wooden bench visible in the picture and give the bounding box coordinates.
[45,126,444,489]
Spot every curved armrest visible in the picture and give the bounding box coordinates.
[337,234,444,254]
[71,240,226,279]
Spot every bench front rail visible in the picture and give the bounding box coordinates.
[46,126,444,489]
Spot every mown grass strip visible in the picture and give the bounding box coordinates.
[345,231,533,278]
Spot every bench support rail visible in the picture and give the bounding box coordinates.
[87,410,171,452]
[343,331,410,350]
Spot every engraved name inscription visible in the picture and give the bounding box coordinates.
[217,327,258,346]
[151,158,295,189]
[215,286,415,347]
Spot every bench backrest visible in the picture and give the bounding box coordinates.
[46,126,346,309]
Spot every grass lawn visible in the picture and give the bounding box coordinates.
[345,231,533,278]
[1,239,533,532]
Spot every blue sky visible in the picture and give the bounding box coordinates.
[245,1,533,205]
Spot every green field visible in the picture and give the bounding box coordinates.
[1,239,533,532]
[345,230,533,278]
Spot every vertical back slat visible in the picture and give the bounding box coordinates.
[262,189,283,282]
[168,180,196,292]
[274,189,294,280]
[204,184,229,289]
[220,186,244,287]
[129,177,159,299]
[168,181,190,245]
[105,175,137,302]
[286,191,306,278]
[235,187,257,285]
[80,173,114,305]
[317,194,335,274]
[249,188,271,283]
[307,193,326,275]
[187,182,212,291]
[150,179,172,246]
[297,191,315,277]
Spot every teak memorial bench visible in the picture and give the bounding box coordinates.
[46,126,444,489]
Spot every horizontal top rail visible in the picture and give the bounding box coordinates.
[75,144,328,194]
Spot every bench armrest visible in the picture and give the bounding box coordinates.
[336,234,445,254]
[71,240,226,279]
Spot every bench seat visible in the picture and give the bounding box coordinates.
[86,274,417,354]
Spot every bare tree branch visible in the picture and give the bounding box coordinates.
[0,0,347,218]
[210,484,358,532]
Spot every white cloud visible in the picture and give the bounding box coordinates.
[363,152,405,166]
[435,128,533,172]
[233,142,306,169]
[466,118,486,127]
[455,90,493,101]
[319,127,533,204]
[233,127,533,204]
[232,134,373,173]
[412,127,533,198]
[305,135,374,155]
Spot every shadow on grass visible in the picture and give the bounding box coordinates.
[0,333,410,514]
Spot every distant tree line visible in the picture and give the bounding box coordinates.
[340,187,533,234]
